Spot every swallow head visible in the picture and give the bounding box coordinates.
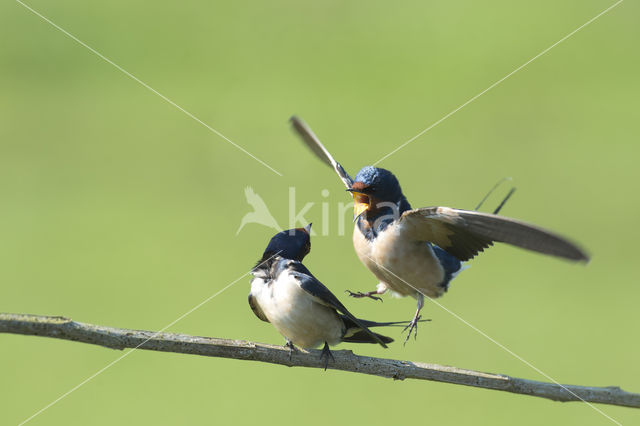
[348,166,406,220]
[262,223,312,262]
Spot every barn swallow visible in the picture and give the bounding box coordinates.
[249,224,420,368]
[290,116,589,343]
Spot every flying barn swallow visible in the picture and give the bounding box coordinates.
[290,116,589,343]
[249,224,420,368]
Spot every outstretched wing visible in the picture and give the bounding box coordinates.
[289,116,353,189]
[287,262,388,348]
[400,207,589,262]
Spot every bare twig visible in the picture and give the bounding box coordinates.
[1,313,638,409]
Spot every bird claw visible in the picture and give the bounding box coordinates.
[284,340,297,361]
[345,290,383,302]
[320,342,335,371]
[402,315,422,345]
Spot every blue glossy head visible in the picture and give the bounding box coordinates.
[352,166,405,203]
[262,224,312,262]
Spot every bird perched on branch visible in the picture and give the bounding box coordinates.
[290,116,589,343]
[249,224,420,369]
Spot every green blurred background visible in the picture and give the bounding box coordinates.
[1,0,638,425]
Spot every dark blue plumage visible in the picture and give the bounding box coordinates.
[351,167,412,239]
[260,225,311,263]
[352,167,412,213]
[431,244,462,290]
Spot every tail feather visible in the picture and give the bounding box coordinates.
[342,330,394,344]
[340,315,430,345]
[352,317,431,329]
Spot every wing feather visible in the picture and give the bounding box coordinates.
[400,207,589,262]
[248,294,269,323]
[289,116,353,189]
[287,262,388,348]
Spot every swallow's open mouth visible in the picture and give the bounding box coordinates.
[351,191,370,220]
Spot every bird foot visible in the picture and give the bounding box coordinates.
[320,342,335,371]
[284,340,297,361]
[402,315,422,345]
[345,290,383,302]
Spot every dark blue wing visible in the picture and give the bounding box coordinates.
[287,262,349,310]
[286,261,388,348]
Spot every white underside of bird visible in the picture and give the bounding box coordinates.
[353,220,453,299]
[250,269,344,349]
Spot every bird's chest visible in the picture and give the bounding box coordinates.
[353,222,446,298]
[250,273,343,348]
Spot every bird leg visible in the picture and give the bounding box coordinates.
[284,339,297,360]
[402,293,425,344]
[345,287,386,302]
[319,342,335,371]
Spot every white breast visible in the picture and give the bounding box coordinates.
[353,221,447,299]
[250,270,344,349]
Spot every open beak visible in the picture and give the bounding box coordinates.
[349,191,370,221]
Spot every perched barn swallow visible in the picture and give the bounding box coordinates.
[249,224,419,368]
[290,116,589,342]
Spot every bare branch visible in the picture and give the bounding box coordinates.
[1,313,638,409]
